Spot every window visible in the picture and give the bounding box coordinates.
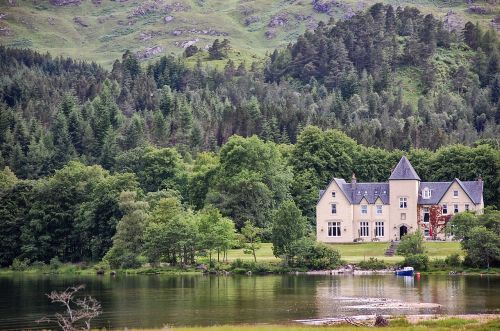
[332,191,336,198]
[376,205,383,214]
[424,229,430,236]
[359,221,369,237]
[423,207,430,223]
[328,222,341,237]
[422,188,431,199]
[453,190,459,197]
[375,221,384,237]
[399,197,408,209]
[401,213,406,220]
[331,203,337,214]
[361,205,368,214]
[465,204,470,211]
[442,204,448,214]
[454,204,459,213]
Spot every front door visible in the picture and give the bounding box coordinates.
[400,225,408,239]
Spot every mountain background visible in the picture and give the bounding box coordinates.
[1,0,499,67]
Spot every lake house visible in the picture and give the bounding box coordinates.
[316,156,484,243]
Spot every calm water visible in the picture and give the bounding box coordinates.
[0,274,498,329]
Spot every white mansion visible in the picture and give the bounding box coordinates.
[316,156,484,243]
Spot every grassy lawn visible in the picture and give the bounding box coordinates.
[137,316,500,330]
[226,242,463,264]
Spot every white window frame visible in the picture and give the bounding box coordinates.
[376,205,383,214]
[442,204,448,215]
[422,188,431,199]
[453,190,459,198]
[328,221,341,237]
[375,221,384,237]
[454,204,459,213]
[332,191,336,198]
[424,229,430,236]
[465,204,470,211]
[359,221,369,237]
[399,197,408,209]
[331,203,337,214]
[361,204,368,215]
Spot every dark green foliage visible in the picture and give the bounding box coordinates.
[396,232,425,257]
[357,257,387,270]
[402,254,429,271]
[289,238,342,270]
[445,253,462,268]
[271,199,308,261]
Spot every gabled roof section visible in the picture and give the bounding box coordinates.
[418,179,483,205]
[340,182,390,205]
[389,156,421,181]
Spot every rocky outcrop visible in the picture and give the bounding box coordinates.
[443,11,464,32]
[73,17,89,27]
[312,0,347,14]
[136,45,164,59]
[50,0,81,6]
[492,15,500,32]
[169,28,228,37]
[164,15,174,23]
[467,6,492,15]
[174,39,199,48]
[268,13,289,27]
[245,15,260,26]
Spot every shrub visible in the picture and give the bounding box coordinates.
[402,254,429,271]
[397,232,425,257]
[290,238,342,270]
[445,253,462,267]
[49,257,63,270]
[358,257,387,270]
[11,258,30,271]
[430,258,447,269]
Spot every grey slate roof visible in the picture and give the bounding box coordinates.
[389,156,421,181]
[339,181,390,204]
[317,157,483,206]
[418,179,483,205]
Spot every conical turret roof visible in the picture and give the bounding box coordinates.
[389,156,421,181]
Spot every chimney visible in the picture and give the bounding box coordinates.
[477,174,483,182]
[351,173,357,189]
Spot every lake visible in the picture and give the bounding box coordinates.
[0,274,498,329]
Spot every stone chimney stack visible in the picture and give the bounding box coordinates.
[351,173,357,189]
[477,174,483,182]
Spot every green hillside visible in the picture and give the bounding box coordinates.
[0,0,498,67]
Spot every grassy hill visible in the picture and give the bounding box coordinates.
[0,0,499,67]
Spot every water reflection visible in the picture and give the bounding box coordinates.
[0,274,498,329]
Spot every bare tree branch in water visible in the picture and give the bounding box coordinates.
[36,284,102,331]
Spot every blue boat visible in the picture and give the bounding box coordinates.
[395,266,414,276]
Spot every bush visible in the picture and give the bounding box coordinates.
[402,254,429,271]
[445,253,462,267]
[290,238,342,270]
[357,257,387,270]
[11,258,30,271]
[397,232,425,257]
[49,256,63,270]
[430,258,447,269]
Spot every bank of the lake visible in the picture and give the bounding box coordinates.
[1,273,499,329]
[139,316,500,330]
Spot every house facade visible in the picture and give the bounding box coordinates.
[316,156,484,243]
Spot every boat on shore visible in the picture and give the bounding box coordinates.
[395,266,414,276]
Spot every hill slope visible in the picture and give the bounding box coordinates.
[0,0,499,67]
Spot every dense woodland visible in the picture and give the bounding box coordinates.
[0,4,499,268]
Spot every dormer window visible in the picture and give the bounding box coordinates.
[357,190,361,195]
[422,188,431,199]
[382,190,387,195]
[364,190,368,195]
